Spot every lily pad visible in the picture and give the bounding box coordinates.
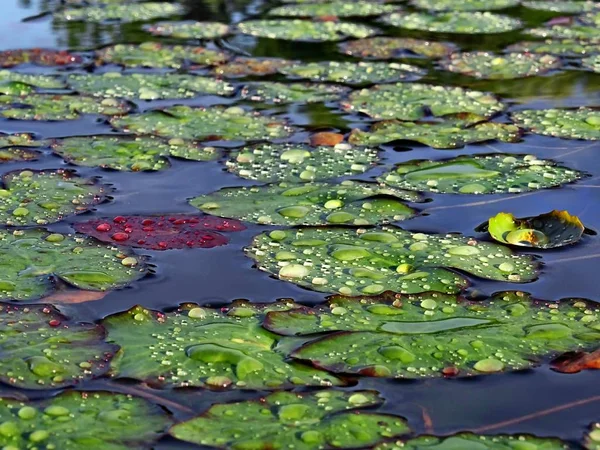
[0,49,82,67]
[587,423,600,450]
[487,210,584,249]
[379,154,583,194]
[225,142,379,183]
[246,226,538,295]
[241,82,350,104]
[342,83,505,120]
[0,148,39,163]
[67,73,235,100]
[279,61,424,85]
[170,390,409,448]
[0,391,170,449]
[0,94,130,121]
[111,106,293,142]
[75,215,246,250]
[237,20,379,42]
[439,52,562,80]
[506,39,600,56]
[0,70,65,94]
[212,57,295,78]
[349,114,521,148]
[523,1,599,13]
[191,181,419,226]
[0,303,116,389]
[583,54,600,72]
[55,2,184,23]
[377,433,571,449]
[102,301,341,389]
[0,228,147,300]
[96,42,229,69]
[267,2,399,18]
[52,136,219,172]
[339,37,457,59]
[410,0,520,11]
[527,14,600,40]
[264,292,599,378]
[0,132,43,148]
[512,108,600,140]
[144,21,230,39]
[382,12,522,34]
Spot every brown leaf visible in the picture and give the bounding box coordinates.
[551,349,600,373]
[309,132,344,147]
[43,290,108,304]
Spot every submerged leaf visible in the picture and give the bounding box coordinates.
[410,0,519,11]
[241,82,350,104]
[0,49,82,67]
[382,12,522,34]
[377,433,570,449]
[237,19,379,42]
[144,21,230,39]
[268,1,399,18]
[55,2,184,23]
[338,37,457,59]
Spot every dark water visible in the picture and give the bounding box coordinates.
[1,0,600,448]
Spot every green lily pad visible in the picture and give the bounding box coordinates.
[0,95,130,121]
[264,292,599,378]
[377,433,571,449]
[0,391,170,449]
[226,143,379,183]
[379,154,583,194]
[523,1,600,13]
[246,226,538,295]
[0,148,39,163]
[103,301,341,389]
[191,181,419,226]
[0,228,147,300]
[0,70,65,95]
[0,303,117,389]
[506,39,600,56]
[67,73,235,100]
[439,52,562,80]
[241,82,350,104]
[511,108,600,140]
[52,136,218,172]
[349,114,522,148]
[0,133,43,148]
[587,423,600,450]
[279,61,424,85]
[213,57,295,78]
[487,210,584,249]
[528,14,600,40]
[96,42,229,69]
[55,2,184,23]
[382,12,522,34]
[268,1,399,18]
[410,0,520,11]
[0,49,82,68]
[170,390,410,449]
[111,106,293,142]
[338,37,457,59]
[583,54,600,72]
[144,21,230,39]
[342,83,505,120]
[237,19,379,42]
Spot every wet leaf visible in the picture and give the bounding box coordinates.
[75,214,246,250]
[583,55,600,72]
[237,19,379,42]
[523,1,600,13]
[377,433,570,449]
[0,148,39,163]
[0,71,65,93]
[379,154,583,194]
[55,2,184,23]
[241,82,350,104]
[512,108,600,140]
[43,289,108,304]
[506,39,600,56]
[527,14,600,39]
[0,49,82,67]
[268,1,400,18]
[191,181,419,226]
[212,57,295,78]
[170,390,409,448]
[382,12,522,34]
[103,301,341,389]
[586,423,600,450]
[0,132,43,148]
[338,37,457,59]
[246,226,538,295]
[411,0,519,11]
[144,21,230,39]
[552,348,600,373]
[264,292,599,378]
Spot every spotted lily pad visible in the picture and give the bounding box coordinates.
[0,228,146,300]
[380,154,583,194]
[583,55,600,72]
[0,133,43,148]
[55,2,184,23]
[212,57,295,78]
[170,390,409,448]
[410,0,520,11]
[377,434,571,449]
[527,14,600,40]
[507,39,600,56]
[192,181,419,226]
[0,49,82,67]
[0,391,170,449]
[382,12,522,34]
[52,136,219,172]
[523,1,599,13]
[237,20,379,42]
[103,301,341,389]
[487,210,584,249]
[226,143,379,183]
[111,106,293,142]
[587,424,600,450]
[339,37,457,59]
[268,2,399,18]
[0,148,39,163]
[144,21,230,39]
[241,82,350,104]
[349,115,521,148]
[75,215,246,250]
[342,83,505,120]
[0,303,116,389]
[67,73,235,100]
[0,95,130,120]
[512,108,600,140]
[0,71,65,94]
[280,61,424,85]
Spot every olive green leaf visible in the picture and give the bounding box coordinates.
[55,2,184,23]
[103,301,341,389]
[268,1,399,18]
[512,108,600,140]
[170,390,410,449]
[264,292,599,378]
[342,83,505,120]
[382,12,522,34]
[410,0,519,11]
[144,21,230,39]
[523,1,599,13]
[583,55,600,72]
[213,57,295,78]
[587,423,600,450]
[338,37,457,59]
[241,82,350,104]
[237,20,379,42]
[245,226,538,296]
[506,39,600,56]
[0,391,170,449]
[376,433,571,449]
[379,154,583,194]
[527,14,600,40]
[0,148,39,163]
[0,133,44,148]
[191,181,419,226]
[0,70,64,95]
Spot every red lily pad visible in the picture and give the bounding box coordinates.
[0,49,82,67]
[75,215,246,250]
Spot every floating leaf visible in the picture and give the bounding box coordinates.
[0,148,39,163]
[410,0,519,11]
[583,54,600,72]
[0,49,82,68]
[268,1,399,18]
[0,70,65,92]
[144,21,230,39]
[75,215,245,250]
[586,423,600,450]
[103,301,341,389]
[379,154,583,194]
[192,181,419,226]
[512,108,600,140]
[43,289,108,305]
[527,14,600,40]
[487,210,584,249]
[377,433,570,449]
[225,143,379,183]
[507,39,600,56]
[0,391,170,449]
[212,57,295,78]
[0,132,43,148]
[552,348,600,373]
[265,292,599,378]
[246,226,538,295]
[338,37,457,59]
[382,12,522,34]
[237,20,379,42]
[523,1,600,13]
[170,390,409,448]
[241,82,350,104]
[55,2,184,23]
[342,83,505,120]
[310,132,345,146]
